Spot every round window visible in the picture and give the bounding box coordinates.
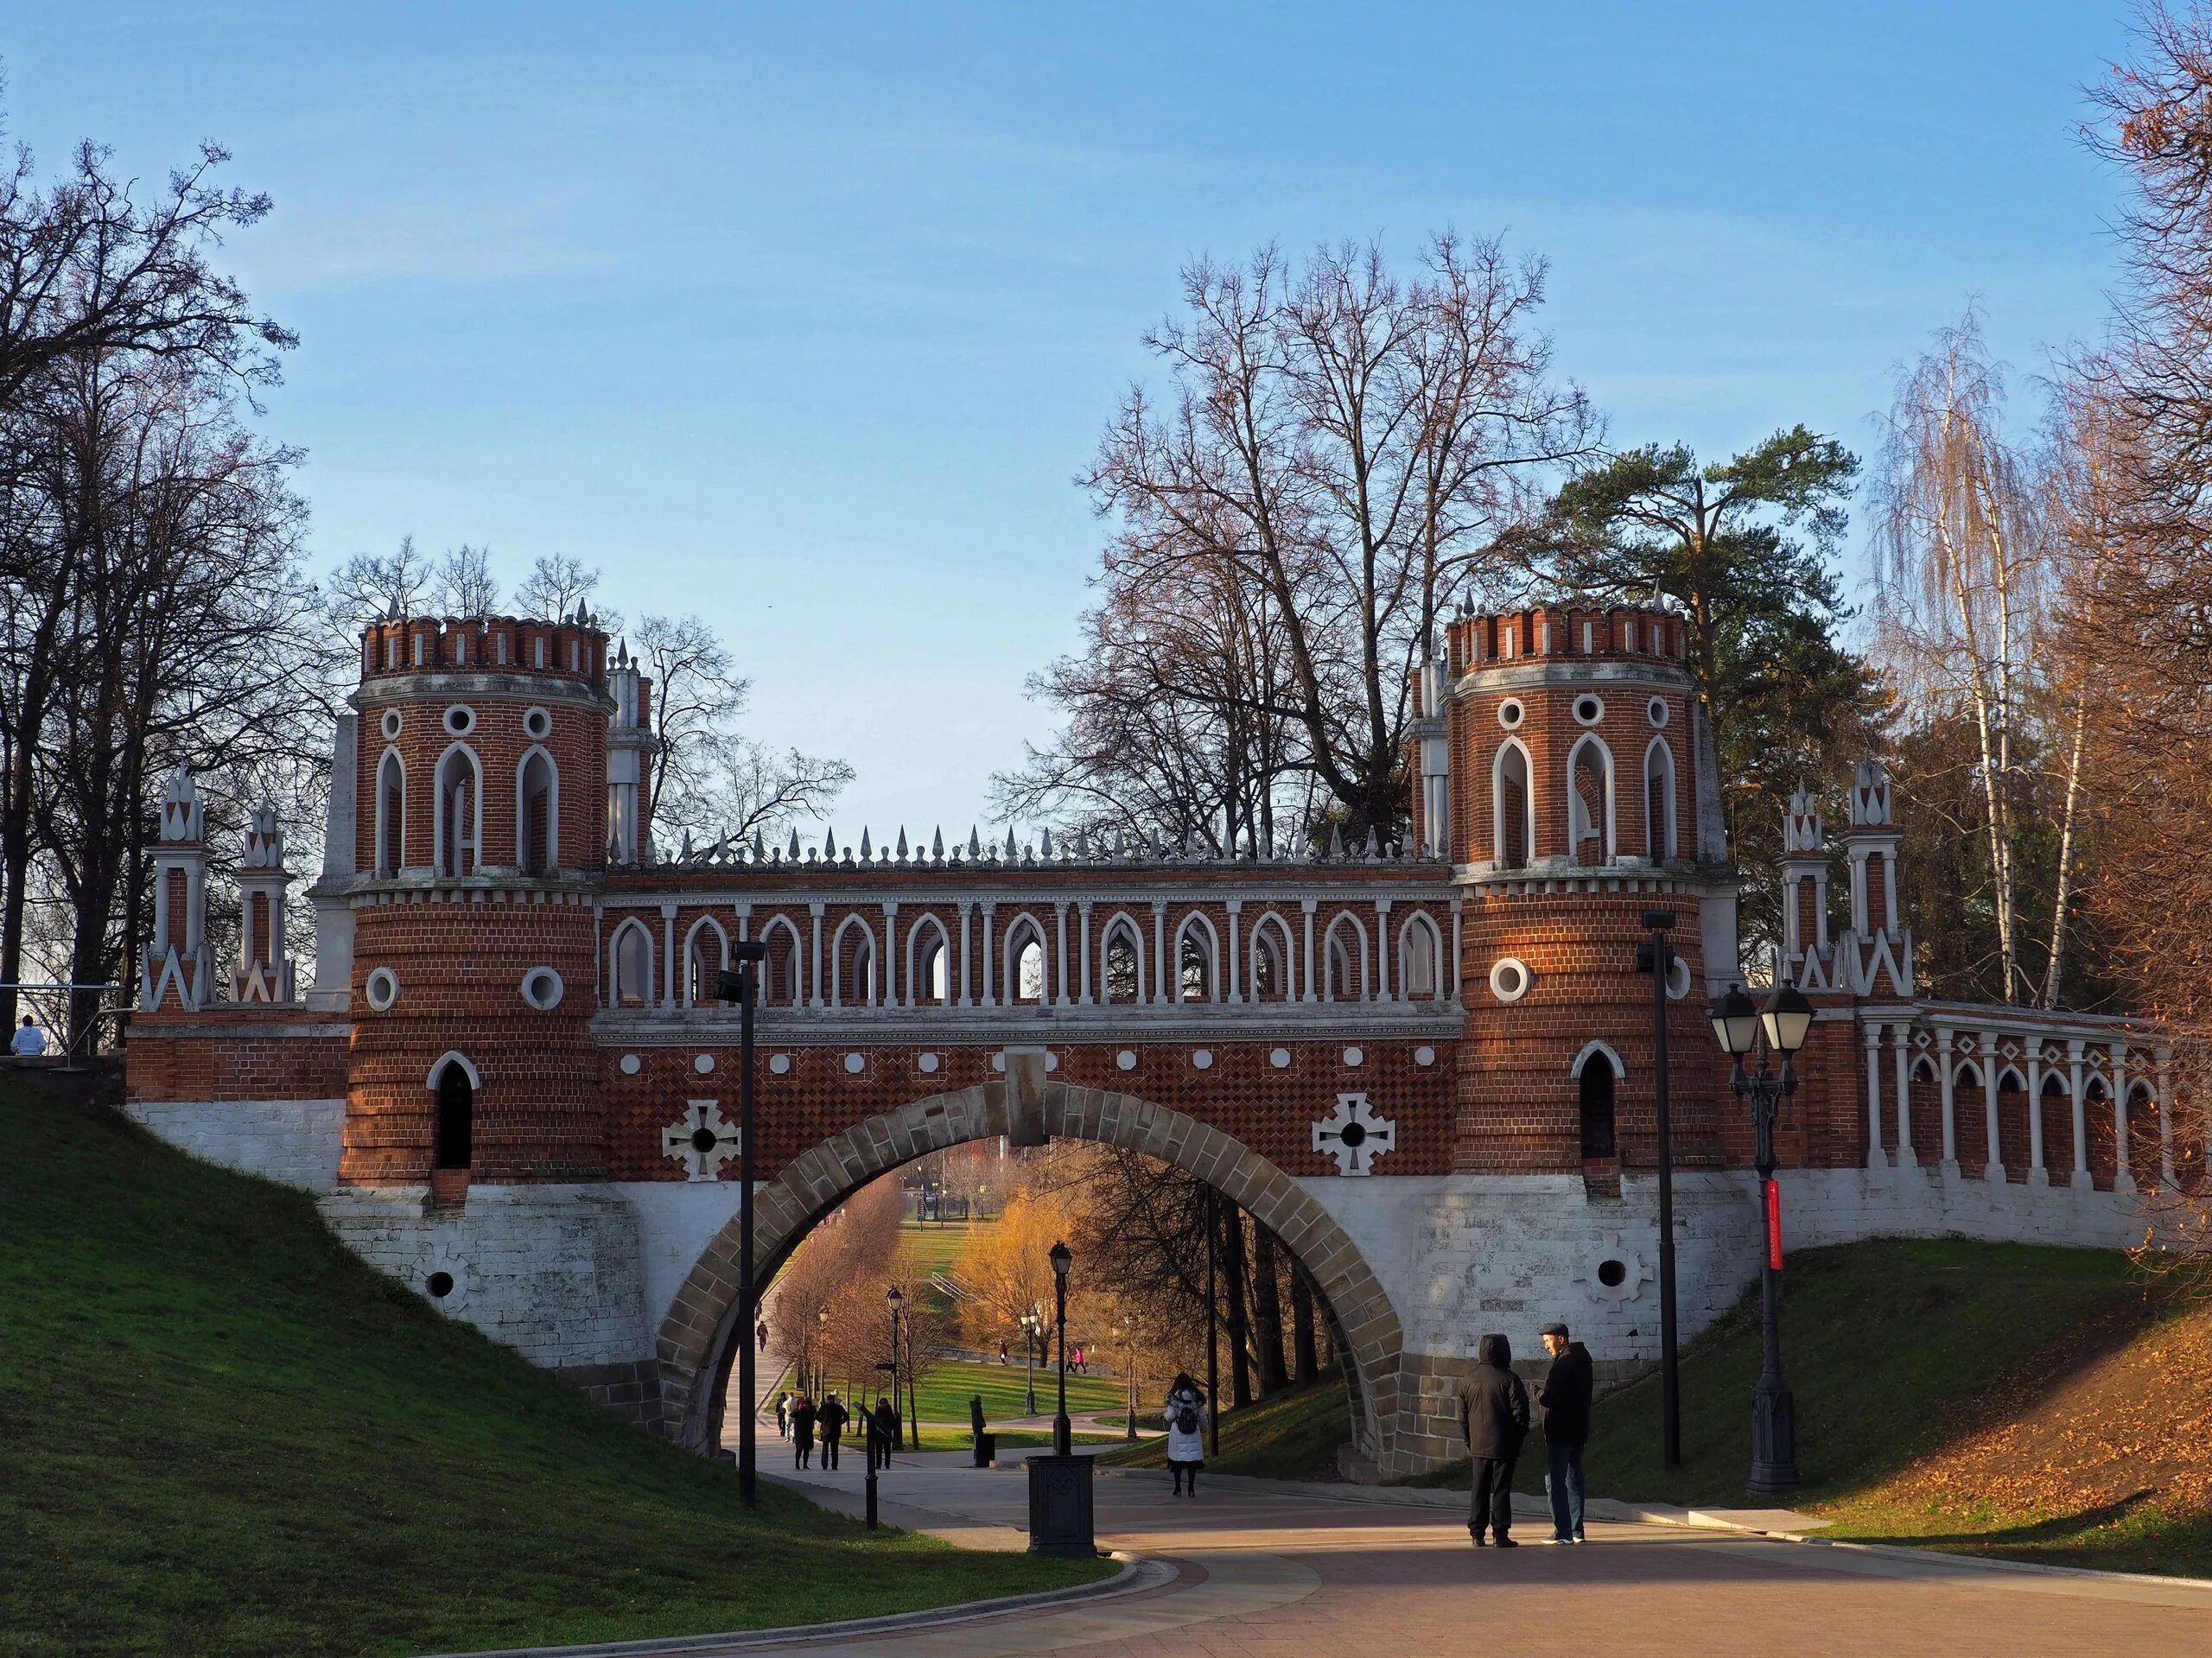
[1573,695,1605,727]
[1597,1259,1628,1288]
[1665,957,1693,1001]
[1192,1049,1214,1070]
[426,1270,455,1299]
[1489,956,1532,1003]
[380,708,404,740]
[523,706,552,741]
[519,968,563,1010]
[1497,699,1526,731]
[364,967,400,1011]
[443,704,476,736]
[1647,696,1669,729]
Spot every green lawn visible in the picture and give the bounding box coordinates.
[1402,1237,2209,1578]
[0,1085,1112,1658]
[1096,1382,1351,1480]
[913,1358,1127,1423]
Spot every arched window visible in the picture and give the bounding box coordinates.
[1101,915,1144,1005]
[834,916,878,1007]
[1249,914,1293,1002]
[1568,735,1614,867]
[909,917,951,1007]
[1398,912,1443,1001]
[1005,915,1047,1005]
[433,1056,474,1171]
[760,918,801,1007]
[377,749,406,873]
[517,747,558,875]
[1323,915,1367,1002]
[685,918,729,1006]
[1643,738,1676,862]
[611,920,653,1007]
[434,745,483,877]
[1494,740,1534,870]
[1576,1045,1618,1159]
[1177,916,1217,1003]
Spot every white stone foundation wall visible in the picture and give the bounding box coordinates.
[317,1184,648,1370]
[122,1098,345,1192]
[1777,1164,2151,1253]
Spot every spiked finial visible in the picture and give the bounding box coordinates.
[859,828,873,860]
[896,827,909,860]
[932,826,944,859]
[823,826,837,858]
[786,829,800,861]
[1328,823,1345,859]
[968,826,981,856]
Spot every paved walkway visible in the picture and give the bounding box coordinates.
[736,1452,2212,1658]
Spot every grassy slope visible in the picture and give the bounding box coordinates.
[912,1358,1126,1422]
[1096,1383,1350,1480]
[0,1088,1109,1658]
[1408,1238,2209,1577]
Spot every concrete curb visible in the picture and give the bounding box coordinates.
[412,1553,1153,1658]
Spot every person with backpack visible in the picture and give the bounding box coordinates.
[1457,1333,1530,1547]
[872,1395,899,1469]
[774,1392,790,1442]
[791,1394,818,1470]
[817,1391,850,1471]
[1163,1372,1208,1497]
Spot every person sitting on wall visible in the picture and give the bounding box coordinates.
[10,1016,47,1059]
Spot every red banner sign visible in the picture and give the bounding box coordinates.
[1765,1178,1784,1271]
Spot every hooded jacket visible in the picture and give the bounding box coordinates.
[1538,1341,1595,1446]
[1457,1333,1530,1460]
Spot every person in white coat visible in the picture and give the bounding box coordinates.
[1163,1372,1208,1497]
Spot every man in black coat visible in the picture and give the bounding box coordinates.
[817,1392,849,1471]
[1456,1332,1529,1547]
[1538,1322,1595,1544]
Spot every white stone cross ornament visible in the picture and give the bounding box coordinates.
[1312,1092,1396,1176]
[663,1099,741,1182]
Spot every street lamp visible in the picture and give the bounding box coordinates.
[1049,1239,1073,1457]
[715,938,769,1508]
[1635,908,1682,1470]
[1707,982,1814,1493]
[1116,1318,1136,1442]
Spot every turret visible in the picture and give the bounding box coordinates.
[1839,759,1912,998]
[1779,782,1832,990]
[605,638,653,865]
[232,803,296,1003]
[141,767,211,1011]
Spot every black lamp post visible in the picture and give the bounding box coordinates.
[714,939,769,1508]
[1049,1239,1073,1457]
[1636,908,1682,1470]
[887,1284,904,1452]
[1707,982,1814,1493]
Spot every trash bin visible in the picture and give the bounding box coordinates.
[973,1432,996,1467]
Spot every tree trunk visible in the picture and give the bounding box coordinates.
[1290,1265,1319,1385]
[1250,1220,1289,1394]
[1218,1200,1253,1408]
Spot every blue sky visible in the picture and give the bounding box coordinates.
[10,3,2135,842]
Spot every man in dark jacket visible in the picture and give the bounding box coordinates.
[1456,1332,1529,1547]
[872,1396,899,1469]
[1537,1322,1595,1544]
[817,1392,849,1471]
[791,1394,817,1470]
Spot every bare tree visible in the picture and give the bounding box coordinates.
[325,536,432,632]
[429,543,499,617]
[512,552,612,626]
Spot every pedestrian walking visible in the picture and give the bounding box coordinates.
[775,1392,790,1442]
[1163,1372,1208,1497]
[791,1394,817,1470]
[1457,1332,1529,1547]
[818,1391,849,1471]
[872,1395,899,1469]
[998,1339,1009,1365]
[1537,1322,1594,1544]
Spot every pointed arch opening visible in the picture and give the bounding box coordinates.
[1568,734,1615,868]
[434,743,484,877]
[1004,913,1048,1006]
[1397,912,1443,1001]
[1100,913,1144,1005]
[517,746,559,875]
[610,919,654,1008]
[376,749,407,874]
[1323,914,1369,1002]
[759,918,802,1007]
[431,1054,475,1171]
[684,917,731,1007]
[1574,1040,1620,1159]
[832,915,879,1007]
[1176,913,1219,1003]
[1642,737,1676,862]
[906,914,951,1007]
[1248,912,1293,1003]
[1493,740,1534,869]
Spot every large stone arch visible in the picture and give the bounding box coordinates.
[655,1079,1412,1475]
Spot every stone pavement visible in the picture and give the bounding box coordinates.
[736,1452,2212,1658]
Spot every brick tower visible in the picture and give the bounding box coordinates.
[1433,604,1737,1187]
[332,608,626,1199]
